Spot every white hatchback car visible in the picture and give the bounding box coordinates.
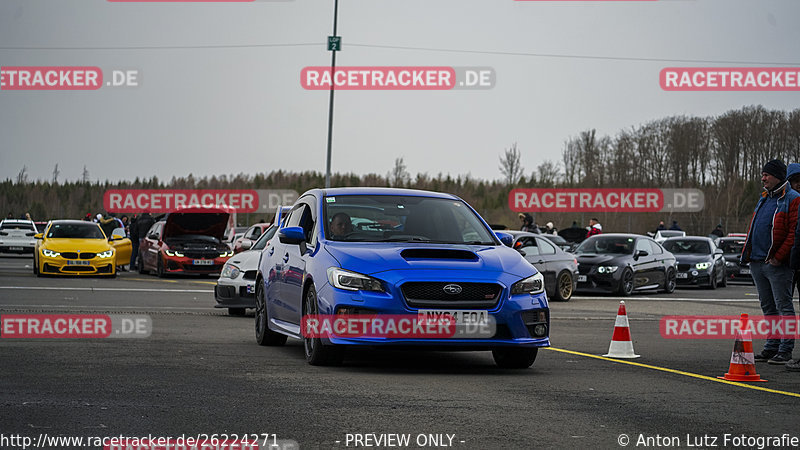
[0,219,38,254]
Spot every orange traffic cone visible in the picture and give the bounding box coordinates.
[718,313,766,382]
[603,301,640,358]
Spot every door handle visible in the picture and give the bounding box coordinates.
[283,253,289,263]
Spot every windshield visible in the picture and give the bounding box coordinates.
[719,240,745,254]
[662,239,711,254]
[47,223,105,239]
[659,231,684,238]
[323,195,496,244]
[253,225,277,250]
[576,236,635,255]
[1,221,35,231]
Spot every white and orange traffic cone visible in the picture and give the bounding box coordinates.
[603,301,640,358]
[718,313,767,382]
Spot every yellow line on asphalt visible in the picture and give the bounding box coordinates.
[544,347,800,398]
[189,281,218,285]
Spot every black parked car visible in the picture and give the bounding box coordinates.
[499,230,579,301]
[661,237,726,289]
[716,236,753,284]
[575,234,677,296]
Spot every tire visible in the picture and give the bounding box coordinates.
[553,271,574,302]
[156,256,166,278]
[492,347,538,369]
[617,268,634,296]
[229,308,246,316]
[303,285,344,366]
[255,282,287,346]
[662,268,677,294]
[720,271,727,287]
[33,256,39,275]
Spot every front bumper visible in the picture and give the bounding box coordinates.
[675,269,711,286]
[39,255,115,276]
[214,277,256,309]
[163,255,228,274]
[575,272,621,293]
[314,280,550,348]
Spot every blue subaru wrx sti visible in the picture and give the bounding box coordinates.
[254,187,550,368]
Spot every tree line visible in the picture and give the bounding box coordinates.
[2,105,797,236]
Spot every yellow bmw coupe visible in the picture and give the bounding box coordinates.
[34,220,130,277]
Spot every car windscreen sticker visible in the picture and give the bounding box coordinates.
[326,197,336,203]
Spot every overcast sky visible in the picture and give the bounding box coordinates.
[1,0,798,185]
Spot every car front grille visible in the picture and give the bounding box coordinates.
[60,252,78,259]
[678,263,691,271]
[578,265,592,275]
[401,282,502,309]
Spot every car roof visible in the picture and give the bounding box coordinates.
[313,187,459,200]
[1,219,34,224]
[49,220,100,225]
[663,236,710,241]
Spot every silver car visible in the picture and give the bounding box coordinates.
[0,219,38,254]
[214,224,277,315]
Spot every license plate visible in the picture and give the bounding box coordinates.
[417,310,489,325]
[193,259,213,265]
[740,268,750,275]
[676,272,688,279]
[67,260,90,265]
[577,275,587,282]
[9,246,23,251]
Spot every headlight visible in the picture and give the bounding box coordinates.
[97,250,114,258]
[695,262,711,270]
[511,272,545,295]
[220,250,234,257]
[597,265,619,274]
[221,263,241,279]
[327,268,384,292]
[42,248,60,257]
[726,261,736,267]
[164,249,184,257]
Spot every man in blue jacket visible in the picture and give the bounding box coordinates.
[742,159,799,364]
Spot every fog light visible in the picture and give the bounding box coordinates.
[691,270,698,276]
[533,324,547,337]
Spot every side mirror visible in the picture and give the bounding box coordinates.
[148,233,158,240]
[714,248,723,255]
[110,234,125,241]
[495,231,513,247]
[634,250,649,259]
[517,249,527,257]
[240,240,252,250]
[279,226,306,245]
[34,233,43,239]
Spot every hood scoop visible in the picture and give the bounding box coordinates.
[401,248,478,261]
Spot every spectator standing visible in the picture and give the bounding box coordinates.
[129,215,140,269]
[669,220,682,231]
[586,218,602,238]
[710,224,724,237]
[786,163,800,371]
[656,221,666,231]
[544,222,558,235]
[519,213,536,233]
[742,159,799,365]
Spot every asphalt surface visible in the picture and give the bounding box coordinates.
[2,253,800,450]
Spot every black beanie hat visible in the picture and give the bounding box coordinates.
[763,159,786,181]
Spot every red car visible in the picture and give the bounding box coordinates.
[233,223,271,254]
[137,205,234,277]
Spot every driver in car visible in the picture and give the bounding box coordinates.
[329,212,353,239]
